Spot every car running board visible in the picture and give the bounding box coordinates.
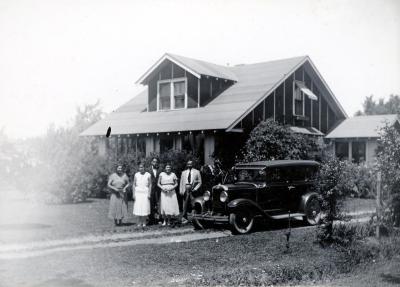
[270,213,305,220]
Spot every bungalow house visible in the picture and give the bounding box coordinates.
[81,53,347,164]
[325,114,400,164]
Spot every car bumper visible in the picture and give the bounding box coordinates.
[190,213,229,223]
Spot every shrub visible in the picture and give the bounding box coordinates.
[316,156,351,243]
[78,149,200,200]
[241,119,323,162]
[376,121,400,227]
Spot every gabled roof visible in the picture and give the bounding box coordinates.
[81,54,347,136]
[325,114,399,139]
[136,53,238,84]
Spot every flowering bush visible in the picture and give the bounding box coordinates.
[241,119,323,162]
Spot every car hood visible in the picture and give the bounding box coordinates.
[216,182,260,191]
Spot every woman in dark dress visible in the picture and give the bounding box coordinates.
[107,164,130,226]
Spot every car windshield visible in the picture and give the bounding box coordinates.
[233,168,265,183]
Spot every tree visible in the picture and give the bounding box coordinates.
[241,119,322,162]
[355,94,400,116]
[24,102,105,203]
[376,123,400,228]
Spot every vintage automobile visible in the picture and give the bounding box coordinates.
[191,160,321,234]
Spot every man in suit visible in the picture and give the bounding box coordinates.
[148,157,161,225]
[180,160,202,224]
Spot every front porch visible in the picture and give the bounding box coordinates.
[96,130,244,165]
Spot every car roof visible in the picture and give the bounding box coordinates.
[235,160,319,169]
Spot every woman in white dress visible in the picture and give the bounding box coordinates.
[133,163,152,227]
[157,163,179,226]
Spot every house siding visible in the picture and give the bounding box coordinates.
[236,63,340,135]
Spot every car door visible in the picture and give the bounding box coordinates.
[258,167,288,213]
[286,165,316,212]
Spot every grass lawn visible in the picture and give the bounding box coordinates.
[4,223,397,287]
[341,197,376,214]
[328,256,400,287]
[0,196,187,244]
[0,184,376,244]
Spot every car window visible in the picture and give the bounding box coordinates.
[266,165,318,183]
[235,168,265,182]
[304,166,318,181]
[290,167,306,181]
[266,167,288,184]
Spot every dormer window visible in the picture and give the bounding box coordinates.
[157,78,187,110]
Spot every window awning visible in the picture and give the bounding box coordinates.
[295,81,318,101]
[290,126,324,136]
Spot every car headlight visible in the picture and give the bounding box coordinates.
[203,190,211,201]
[220,191,228,202]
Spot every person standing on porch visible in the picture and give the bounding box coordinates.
[157,163,179,226]
[180,160,202,224]
[107,164,130,226]
[148,157,161,225]
[133,163,152,227]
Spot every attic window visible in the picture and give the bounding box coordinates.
[157,78,187,111]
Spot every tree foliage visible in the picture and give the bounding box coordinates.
[15,102,105,203]
[241,119,323,162]
[376,122,400,227]
[355,94,400,116]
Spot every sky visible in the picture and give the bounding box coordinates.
[0,0,399,139]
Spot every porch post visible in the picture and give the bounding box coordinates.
[145,136,154,157]
[154,137,160,153]
[204,134,215,165]
[174,135,182,151]
[348,140,352,162]
[98,137,107,157]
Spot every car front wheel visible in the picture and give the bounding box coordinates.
[229,210,254,235]
[304,197,321,225]
[192,207,210,230]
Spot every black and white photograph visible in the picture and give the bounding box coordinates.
[0,0,400,286]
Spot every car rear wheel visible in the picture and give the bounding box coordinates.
[304,197,321,225]
[229,210,254,235]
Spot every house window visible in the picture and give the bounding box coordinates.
[157,78,187,111]
[352,141,366,163]
[293,83,304,116]
[159,82,171,110]
[173,81,185,109]
[335,142,349,160]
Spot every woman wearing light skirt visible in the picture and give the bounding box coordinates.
[133,163,152,227]
[157,163,179,226]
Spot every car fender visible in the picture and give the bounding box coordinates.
[227,198,273,220]
[298,192,320,213]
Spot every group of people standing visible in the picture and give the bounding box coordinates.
[107,158,209,227]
